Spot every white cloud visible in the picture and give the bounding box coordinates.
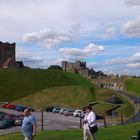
[23,29,71,48]
[105,51,140,66]
[125,0,140,6]
[123,16,140,37]
[59,43,104,60]
[103,27,117,39]
[127,63,140,68]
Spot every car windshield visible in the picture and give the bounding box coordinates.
[69,110,74,112]
[0,121,4,125]
[55,108,61,110]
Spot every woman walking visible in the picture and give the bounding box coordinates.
[83,106,98,140]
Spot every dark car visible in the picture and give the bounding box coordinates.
[15,105,26,112]
[96,114,103,120]
[44,106,59,112]
[0,119,14,129]
[0,112,5,120]
[15,105,34,112]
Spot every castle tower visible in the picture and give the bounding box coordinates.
[0,41,18,68]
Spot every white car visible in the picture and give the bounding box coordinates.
[73,110,83,117]
[59,108,68,114]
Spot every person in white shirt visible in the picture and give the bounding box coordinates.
[83,106,97,140]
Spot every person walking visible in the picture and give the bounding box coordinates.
[22,108,36,140]
[83,106,97,140]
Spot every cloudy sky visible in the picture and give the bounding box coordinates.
[0,0,140,75]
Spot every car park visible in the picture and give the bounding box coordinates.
[52,107,61,113]
[63,109,75,116]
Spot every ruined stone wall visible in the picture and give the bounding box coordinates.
[62,61,89,78]
[0,42,18,68]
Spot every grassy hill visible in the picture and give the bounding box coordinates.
[0,69,93,102]
[124,78,140,97]
[1,122,140,140]
[14,86,96,109]
[0,69,134,117]
[14,87,134,116]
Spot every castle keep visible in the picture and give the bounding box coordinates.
[0,41,24,68]
[62,61,89,78]
[62,61,105,78]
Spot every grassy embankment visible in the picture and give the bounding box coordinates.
[0,69,134,116]
[125,78,140,97]
[0,69,93,102]
[0,122,139,140]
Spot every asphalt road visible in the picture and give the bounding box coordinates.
[0,108,103,135]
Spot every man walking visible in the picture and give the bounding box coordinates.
[22,108,36,140]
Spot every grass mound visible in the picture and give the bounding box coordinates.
[14,86,96,109]
[0,69,92,102]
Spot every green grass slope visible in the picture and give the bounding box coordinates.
[0,123,139,140]
[0,69,93,102]
[94,88,134,117]
[14,87,134,116]
[14,86,96,109]
[124,78,140,97]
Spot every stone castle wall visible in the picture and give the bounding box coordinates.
[0,41,23,68]
[62,61,89,78]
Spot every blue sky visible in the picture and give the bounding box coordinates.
[0,0,140,75]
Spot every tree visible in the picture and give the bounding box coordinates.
[47,65,62,70]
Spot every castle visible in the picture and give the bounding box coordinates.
[0,41,24,68]
[62,61,104,78]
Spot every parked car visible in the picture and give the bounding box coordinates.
[0,119,14,129]
[2,103,16,109]
[52,107,61,113]
[63,109,75,116]
[96,114,103,120]
[13,115,24,126]
[15,105,34,112]
[59,108,68,114]
[44,106,59,112]
[0,112,6,120]
[15,105,26,112]
[73,110,83,117]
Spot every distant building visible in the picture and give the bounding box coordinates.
[62,60,104,78]
[62,61,89,77]
[0,41,24,68]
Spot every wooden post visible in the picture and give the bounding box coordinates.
[41,111,44,131]
[103,113,107,128]
[121,114,123,126]
[133,113,136,124]
[80,112,82,129]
